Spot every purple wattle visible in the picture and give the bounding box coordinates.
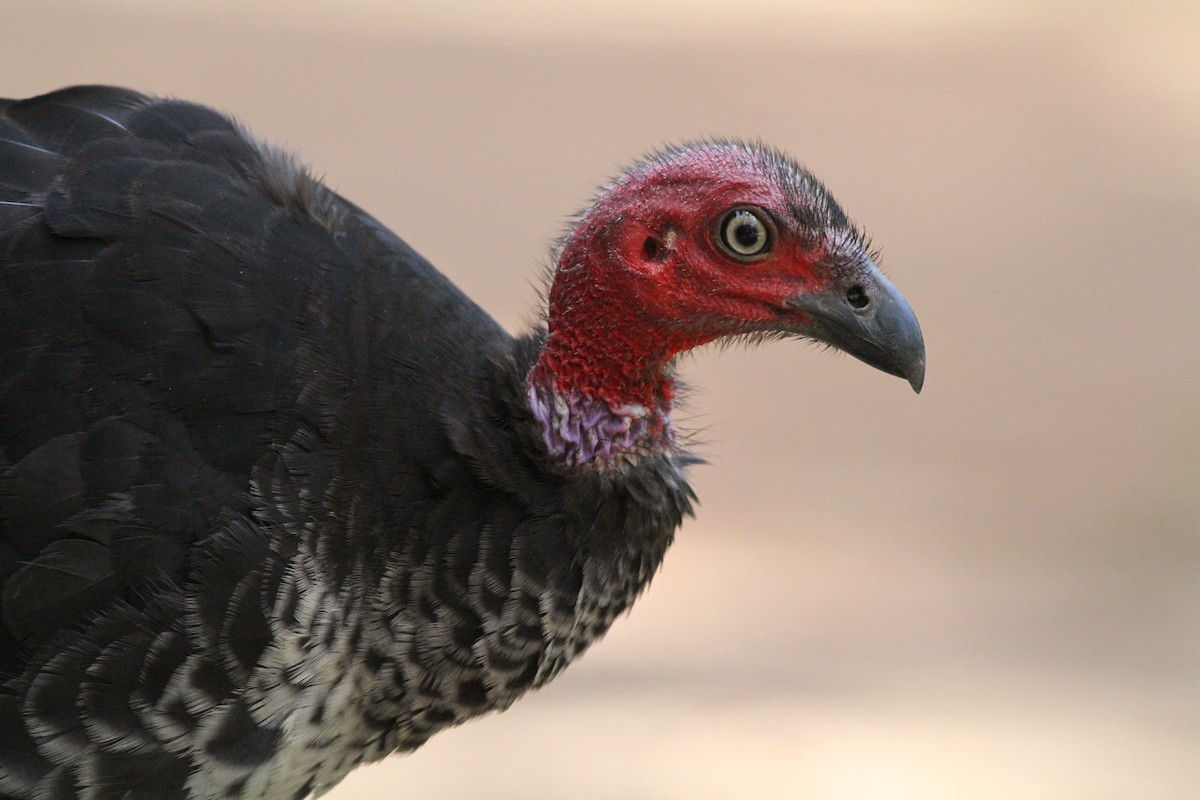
[527,383,673,470]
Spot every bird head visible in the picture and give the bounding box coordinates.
[531,141,925,417]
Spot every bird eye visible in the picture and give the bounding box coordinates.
[718,207,771,260]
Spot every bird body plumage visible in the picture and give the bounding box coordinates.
[0,87,691,799]
[0,86,922,799]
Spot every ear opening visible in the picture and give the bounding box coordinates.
[621,223,675,275]
[642,236,662,261]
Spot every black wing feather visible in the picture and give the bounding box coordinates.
[0,85,493,657]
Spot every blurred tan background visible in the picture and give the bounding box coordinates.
[6,1,1198,797]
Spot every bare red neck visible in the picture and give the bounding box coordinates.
[525,217,718,469]
[526,222,719,414]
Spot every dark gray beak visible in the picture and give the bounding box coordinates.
[786,260,926,393]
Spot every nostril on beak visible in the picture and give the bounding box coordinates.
[846,284,870,310]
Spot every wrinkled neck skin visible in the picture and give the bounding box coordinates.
[526,316,681,470]
[526,218,708,472]
[526,377,674,471]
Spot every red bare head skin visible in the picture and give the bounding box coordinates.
[527,140,866,412]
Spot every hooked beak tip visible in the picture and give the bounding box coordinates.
[907,356,926,394]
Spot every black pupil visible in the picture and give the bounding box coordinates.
[734,220,760,248]
[729,214,758,248]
